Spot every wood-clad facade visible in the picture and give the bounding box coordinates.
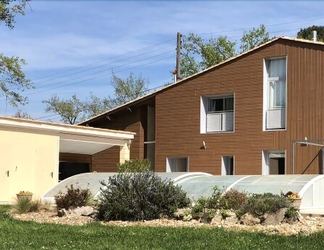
[82,37,324,175]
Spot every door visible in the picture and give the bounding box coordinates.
[0,144,13,203]
[262,151,285,175]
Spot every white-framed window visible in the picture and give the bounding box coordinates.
[221,156,234,175]
[201,95,234,133]
[166,157,189,172]
[262,151,285,175]
[263,57,287,130]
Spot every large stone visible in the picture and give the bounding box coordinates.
[72,206,96,216]
[223,210,238,225]
[263,208,287,226]
[57,208,68,217]
[210,214,223,225]
[240,213,260,226]
[57,206,96,218]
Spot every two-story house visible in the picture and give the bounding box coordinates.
[79,36,324,175]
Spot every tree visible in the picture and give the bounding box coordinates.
[180,24,271,78]
[297,25,324,42]
[42,72,149,124]
[180,34,236,78]
[1,0,33,107]
[0,0,30,29]
[43,94,85,125]
[83,92,110,118]
[240,24,270,53]
[106,71,148,108]
[13,109,31,119]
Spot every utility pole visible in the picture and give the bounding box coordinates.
[174,32,182,82]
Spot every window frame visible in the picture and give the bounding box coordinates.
[201,94,235,134]
[263,57,287,131]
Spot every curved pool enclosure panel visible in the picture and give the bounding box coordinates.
[41,172,324,213]
[42,172,118,203]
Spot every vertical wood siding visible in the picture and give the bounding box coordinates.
[86,39,324,175]
[90,107,144,172]
[154,40,324,174]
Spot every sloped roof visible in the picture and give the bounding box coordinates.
[0,115,134,154]
[80,36,324,125]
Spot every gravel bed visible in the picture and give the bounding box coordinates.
[10,210,324,236]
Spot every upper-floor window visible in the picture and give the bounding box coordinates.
[264,57,286,130]
[201,95,234,133]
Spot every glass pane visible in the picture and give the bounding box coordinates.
[269,81,286,109]
[215,99,223,111]
[268,58,286,79]
[225,97,234,111]
[208,99,217,112]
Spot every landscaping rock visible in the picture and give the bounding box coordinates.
[57,206,96,218]
[240,213,260,226]
[210,214,222,225]
[263,208,287,225]
[223,211,238,225]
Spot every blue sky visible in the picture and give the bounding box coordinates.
[1,0,324,122]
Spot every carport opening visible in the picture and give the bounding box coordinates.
[59,162,90,181]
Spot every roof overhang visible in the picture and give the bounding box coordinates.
[0,116,135,155]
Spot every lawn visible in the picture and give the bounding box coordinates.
[1,205,324,250]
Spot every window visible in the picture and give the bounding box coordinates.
[222,156,234,175]
[144,106,155,169]
[166,157,188,172]
[201,95,234,133]
[264,58,286,130]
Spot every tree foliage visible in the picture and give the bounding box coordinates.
[43,94,85,124]
[0,0,30,29]
[1,0,32,108]
[106,71,148,108]
[240,24,270,52]
[83,92,110,118]
[180,24,271,78]
[42,72,148,124]
[13,109,31,119]
[297,25,324,42]
[180,34,236,78]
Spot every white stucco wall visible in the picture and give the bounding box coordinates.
[0,130,59,204]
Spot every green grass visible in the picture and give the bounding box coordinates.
[1,206,324,249]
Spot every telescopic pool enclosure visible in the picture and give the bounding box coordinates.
[42,172,324,214]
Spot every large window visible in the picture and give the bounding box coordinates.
[264,57,286,130]
[201,95,234,133]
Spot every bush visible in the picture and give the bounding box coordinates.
[219,189,248,211]
[240,193,291,218]
[117,158,151,172]
[15,197,32,214]
[54,184,92,210]
[191,186,222,219]
[97,171,190,221]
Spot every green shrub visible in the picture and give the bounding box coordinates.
[240,193,291,218]
[191,186,223,219]
[54,184,92,210]
[15,197,32,214]
[219,189,248,211]
[97,171,190,221]
[117,158,151,172]
[29,200,41,212]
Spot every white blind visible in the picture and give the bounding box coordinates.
[266,108,286,129]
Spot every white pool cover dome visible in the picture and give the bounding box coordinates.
[42,172,324,214]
